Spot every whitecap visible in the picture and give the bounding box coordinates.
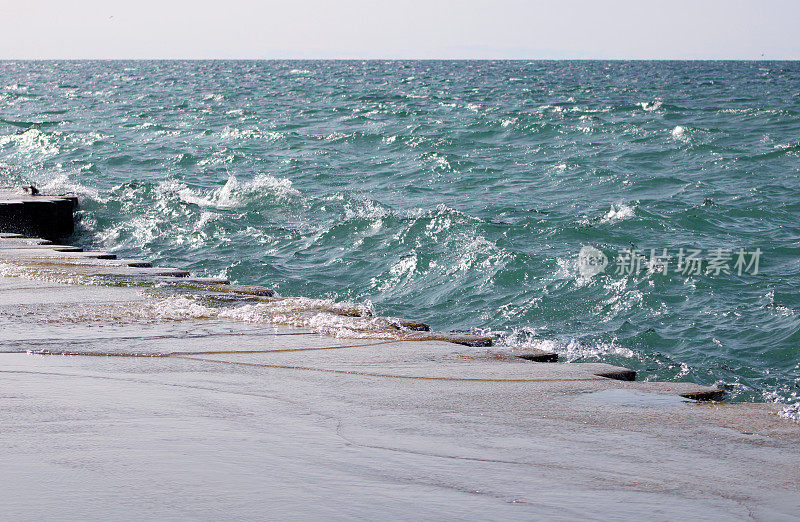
[220,126,257,139]
[599,203,636,224]
[343,197,390,220]
[41,174,106,203]
[638,100,662,111]
[247,173,300,197]
[220,126,284,142]
[421,152,452,172]
[374,253,418,292]
[671,125,687,138]
[175,174,300,209]
[0,128,59,156]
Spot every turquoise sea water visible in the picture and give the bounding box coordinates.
[1,60,798,408]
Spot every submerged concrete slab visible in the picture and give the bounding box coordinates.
[0,237,53,246]
[0,248,117,259]
[1,256,190,278]
[0,244,83,251]
[494,346,560,362]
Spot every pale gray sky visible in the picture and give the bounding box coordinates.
[1,0,798,59]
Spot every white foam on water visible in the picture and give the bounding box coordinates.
[764,387,800,423]
[425,203,484,223]
[41,174,106,203]
[197,151,237,167]
[3,83,27,92]
[343,197,390,220]
[339,199,483,225]
[324,132,349,141]
[95,175,301,252]
[173,174,300,209]
[220,127,259,140]
[638,100,662,111]
[220,126,284,142]
[720,107,756,115]
[374,253,418,292]
[83,175,297,253]
[561,338,637,361]
[22,292,414,341]
[495,332,637,362]
[773,142,800,156]
[778,403,800,422]
[217,302,413,340]
[599,203,636,224]
[599,278,645,319]
[196,211,219,228]
[451,235,507,274]
[671,125,688,139]
[0,128,59,156]
[0,282,359,326]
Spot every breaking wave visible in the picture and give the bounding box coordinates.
[2,60,800,405]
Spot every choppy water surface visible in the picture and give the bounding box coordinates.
[1,60,798,411]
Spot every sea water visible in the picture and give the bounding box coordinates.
[1,60,798,413]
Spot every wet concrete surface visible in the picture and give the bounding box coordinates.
[2,275,800,519]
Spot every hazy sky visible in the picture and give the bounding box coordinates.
[1,0,799,59]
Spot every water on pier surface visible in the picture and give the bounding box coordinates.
[0,60,799,410]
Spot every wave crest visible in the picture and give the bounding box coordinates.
[174,174,300,209]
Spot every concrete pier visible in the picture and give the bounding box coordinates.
[0,188,78,239]
[1,189,799,518]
